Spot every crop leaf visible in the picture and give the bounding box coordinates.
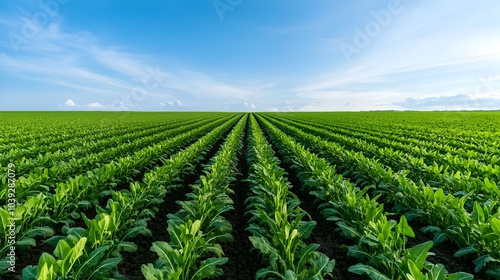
[88,257,122,278]
[454,246,478,258]
[22,265,38,280]
[447,272,474,280]
[349,264,390,280]
[284,270,297,280]
[406,241,433,270]
[192,257,228,279]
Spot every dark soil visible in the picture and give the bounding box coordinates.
[220,118,263,280]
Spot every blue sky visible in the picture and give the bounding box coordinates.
[0,0,499,111]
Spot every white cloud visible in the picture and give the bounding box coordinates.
[160,102,165,107]
[168,101,174,106]
[78,101,130,111]
[87,102,104,109]
[65,99,76,107]
[59,98,78,110]
[176,100,182,106]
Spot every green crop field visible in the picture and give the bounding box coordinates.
[1,111,500,280]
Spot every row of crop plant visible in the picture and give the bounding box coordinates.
[276,113,500,166]
[2,112,498,279]
[266,114,500,207]
[268,114,500,169]
[258,114,500,278]
[1,115,231,203]
[20,115,242,279]
[245,114,335,279]
[0,115,219,176]
[0,115,239,275]
[256,114,476,280]
[142,114,247,279]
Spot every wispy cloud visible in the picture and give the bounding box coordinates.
[0,16,273,111]
[1,1,499,111]
[86,102,104,109]
[290,0,500,111]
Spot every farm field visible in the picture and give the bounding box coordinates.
[1,111,500,280]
